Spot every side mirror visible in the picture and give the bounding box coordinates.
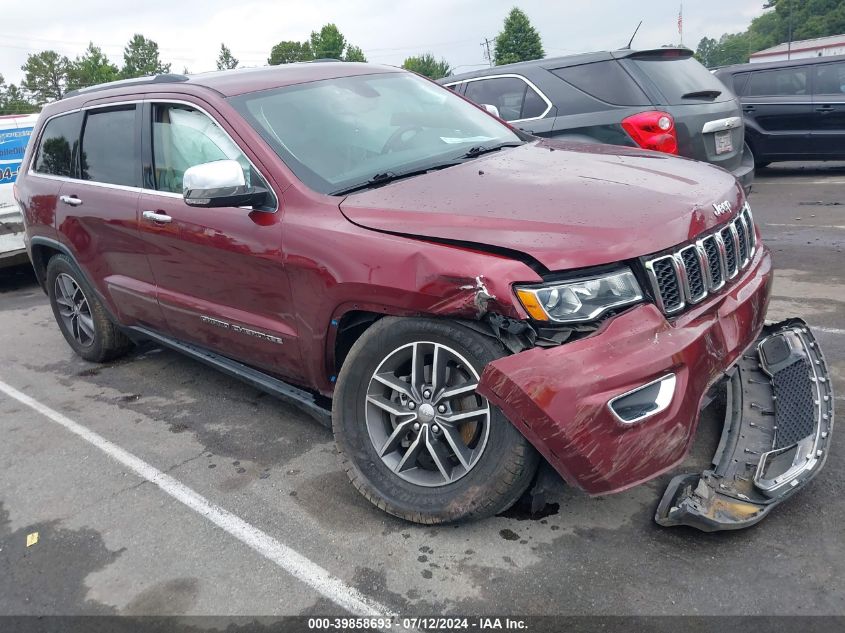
[183,160,267,208]
[481,103,501,118]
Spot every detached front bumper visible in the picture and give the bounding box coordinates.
[656,319,834,531]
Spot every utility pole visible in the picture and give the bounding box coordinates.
[481,38,494,67]
[787,0,794,60]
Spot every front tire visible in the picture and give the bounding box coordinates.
[333,317,538,523]
[46,254,132,363]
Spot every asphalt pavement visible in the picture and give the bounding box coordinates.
[0,162,843,621]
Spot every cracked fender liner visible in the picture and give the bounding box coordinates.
[656,319,834,532]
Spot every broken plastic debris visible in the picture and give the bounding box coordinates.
[26,532,39,547]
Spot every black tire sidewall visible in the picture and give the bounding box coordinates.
[46,255,110,362]
[333,317,536,521]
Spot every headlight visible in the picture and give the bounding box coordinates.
[515,268,643,323]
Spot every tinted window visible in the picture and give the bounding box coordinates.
[745,68,809,97]
[627,54,731,104]
[152,104,255,194]
[80,107,138,186]
[464,76,547,121]
[33,112,82,177]
[815,62,845,95]
[551,61,649,106]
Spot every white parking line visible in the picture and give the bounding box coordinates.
[757,179,845,185]
[766,223,845,230]
[0,378,396,620]
[813,326,845,336]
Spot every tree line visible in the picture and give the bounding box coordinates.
[696,0,845,68]
[1,8,546,115]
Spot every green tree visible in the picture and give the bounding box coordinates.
[268,40,313,65]
[121,34,171,78]
[344,44,367,62]
[402,53,452,79]
[216,43,239,70]
[310,23,346,59]
[0,84,38,114]
[697,0,845,68]
[21,50,70,103]
[66,43,119,91]
[494,7,544,65]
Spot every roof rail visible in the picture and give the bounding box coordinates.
[62,74,189,100]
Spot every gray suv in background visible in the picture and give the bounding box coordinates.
[442,48,755,190]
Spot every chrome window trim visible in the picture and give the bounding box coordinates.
[701,116,743,134]
[444,73,553,123]
[28,98,279,213]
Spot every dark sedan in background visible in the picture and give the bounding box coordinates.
[715,55,845,167]
[442,47,755,190]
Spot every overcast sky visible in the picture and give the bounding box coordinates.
[2,0,769,86]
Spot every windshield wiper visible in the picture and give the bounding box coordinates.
[681,89,722,100]
[330,163,460,196]
[460,141,523,159]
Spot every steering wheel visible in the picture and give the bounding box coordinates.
[383,126,424,154]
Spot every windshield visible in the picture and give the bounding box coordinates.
[229,72,521,194]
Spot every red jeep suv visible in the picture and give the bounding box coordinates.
[16,63,833,531]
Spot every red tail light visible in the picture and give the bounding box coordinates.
[621,111,679,155]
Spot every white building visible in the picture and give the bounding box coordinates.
[750,34,845,63]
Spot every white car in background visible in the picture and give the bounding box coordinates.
[1,113,39,267]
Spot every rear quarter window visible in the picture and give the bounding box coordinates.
[550,61,650,106]
[626,54,732,104]
[33,112,82,177]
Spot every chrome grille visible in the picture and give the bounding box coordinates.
[701,235,724,290]
[644,204,757,315]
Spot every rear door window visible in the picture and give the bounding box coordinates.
[33,112,82,178]
[626,53,732,104]
[551,61,649,106]
[80,106,139,186]
[464,76,548,121]
[814,62,845,96]
[745,68,809,97]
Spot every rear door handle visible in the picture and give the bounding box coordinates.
[742,105,756,113]
[59,195,83,207]
[142,210,173,224]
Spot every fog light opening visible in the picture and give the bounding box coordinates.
[608,374,677,425]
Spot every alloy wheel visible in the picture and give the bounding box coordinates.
[54,273,95,347]
[365,341,491,487]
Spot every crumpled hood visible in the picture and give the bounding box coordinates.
[339,140,746,272]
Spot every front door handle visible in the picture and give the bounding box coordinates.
[742,105,756,113]
[142,210,173,224]
[815,105,835,114]
[59,195,83,207]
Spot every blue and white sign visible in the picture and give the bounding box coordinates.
[0,125,34,185]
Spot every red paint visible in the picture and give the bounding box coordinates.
[478,245,773,494]
[18,64,775,495]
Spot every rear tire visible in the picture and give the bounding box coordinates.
[332,317,539,524]
[46,254,132,363]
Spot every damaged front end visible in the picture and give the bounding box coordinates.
[656,319,834,531]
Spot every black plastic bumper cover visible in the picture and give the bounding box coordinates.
[656,318,834,532]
